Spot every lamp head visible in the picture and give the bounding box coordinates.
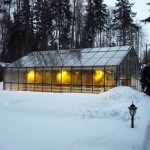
[128,102,137,116]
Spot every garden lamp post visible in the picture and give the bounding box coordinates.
[128,102,137,128]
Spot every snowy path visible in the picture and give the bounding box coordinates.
[142,121,150,150]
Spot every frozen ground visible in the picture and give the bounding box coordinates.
[0,83,150,150]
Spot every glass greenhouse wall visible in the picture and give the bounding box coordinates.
[3,46,140,93]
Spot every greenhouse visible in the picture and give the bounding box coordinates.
[3,46,140,93]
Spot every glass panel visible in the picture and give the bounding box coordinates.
[113,51,127,58]
[64,59,77,66]
[61,69,71,84]
[92,52,106,59]
[109,46,121,51]
[90,48,101,52]
[34,68,42,84]
[103,51,116,58]
[4,68,12,83]
[26,68,35,84]
[80,52,88,58]
[11,68,19,83]
[51,68,61,92]
[82,69,92,85]
[69,50,81,57]
[74,59,89,66]
[26,83,34,91]
[51,53,62,66]
[43,68,51,84]
[72,69,81,85]
[61,53,73,61]
[106,58,122,65]
[95,58,110,66]
[51,68,61,85]
[12,83,19,91]
[72,68,82,93]
[26,67,35,91]
[83,58,99,66]
[93,69,104,85]
[119,46,130,51]
[118,50,137,87]
[93,68,104,93]
[18,68,26,91]
[99,47,110,51]
[4,83,11,90]
[105,66,116,91]
[25,58,34,67]
[43,68,51,92]
[82,69,93,93]
[83,52,96,58]
[19,68,26,83]
[61,68,71,92]
[34,68,43,92]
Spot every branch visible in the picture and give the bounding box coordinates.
[141,17,150,24]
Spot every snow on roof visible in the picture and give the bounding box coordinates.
[8,46,132,67]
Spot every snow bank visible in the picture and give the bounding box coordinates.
[0,86,149,150]
[0,82,3,90]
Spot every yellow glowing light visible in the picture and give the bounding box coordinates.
[94,70,104,81]
[27,71,35,83]
[75,71,79,74]
[57,70,71,84]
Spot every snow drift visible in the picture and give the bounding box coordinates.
[0,85,149,150]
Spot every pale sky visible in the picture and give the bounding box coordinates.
[105,0,150,43]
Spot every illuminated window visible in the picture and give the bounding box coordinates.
[93,70,104,85]
[57,70,71,84]
[73,70,81,84]
[26,71,35,83]
[35,71,42,83]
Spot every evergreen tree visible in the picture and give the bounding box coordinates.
[0,0,13,62]
[112,0,136,46]
[82,0,95,48]
[71,0,76,49]
[105,7,116,47]
[75,0,84,48]
[51,0,71,49]
[33,0,53,51]
[140,64,150,96]
[5,0,33,62]
[7,13,25,62]
[93,0,108,47]
[70,0,85,49]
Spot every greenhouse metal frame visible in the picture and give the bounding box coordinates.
[3,46,140,93]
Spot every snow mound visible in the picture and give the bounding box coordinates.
[99,86,146,102]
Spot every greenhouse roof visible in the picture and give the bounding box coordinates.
[8,46,132,67]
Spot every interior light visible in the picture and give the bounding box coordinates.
[57,70,70,83]
[94,70,104,81]
[27,71,35,83]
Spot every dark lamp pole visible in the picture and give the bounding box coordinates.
[128,102,137,128]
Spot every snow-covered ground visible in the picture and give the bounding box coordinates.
[0,83,150,150]
[0,82,3,90]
